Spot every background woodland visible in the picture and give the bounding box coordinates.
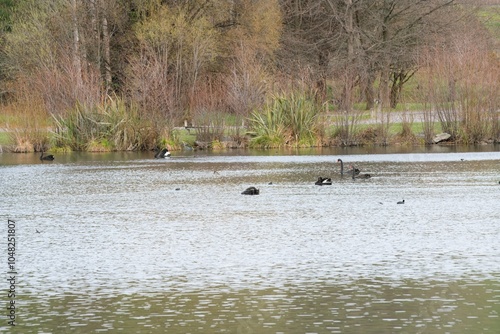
[0,0,499,151]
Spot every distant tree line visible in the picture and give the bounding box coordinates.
[0,0,498,149]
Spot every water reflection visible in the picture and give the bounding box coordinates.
[17,279,500,333]
[1,149,499,333]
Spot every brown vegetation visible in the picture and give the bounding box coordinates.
[0,0,498,151]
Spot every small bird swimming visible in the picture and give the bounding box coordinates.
[40,152,55,161]
[154,148,171,158]
[242,187,260,195]
[351,166,371,180]
[315,177,332,185]
[397,199,405,204]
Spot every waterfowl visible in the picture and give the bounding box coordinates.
[349,164,361,175]
[351,167,371,179]
[154,147,171,158]
[397,199,405,204]
[242,186,259,195]
[315,177,332,185]
[337,158,346,176]
[40,152,55,161]
[337,159,360,176]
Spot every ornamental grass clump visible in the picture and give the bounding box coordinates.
[52,96,157,151]
[249,92,320,148]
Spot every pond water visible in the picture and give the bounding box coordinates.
[1,146,499,333]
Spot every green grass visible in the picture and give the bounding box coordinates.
[0,131,10,145]
[172,128,197,145]
[478,6,500,32]
[352,122,440,135]
[388,122,442,135]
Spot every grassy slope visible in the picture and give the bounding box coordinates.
[477,5,500,52]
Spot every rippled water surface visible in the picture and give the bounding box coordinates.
[1,148,499,333]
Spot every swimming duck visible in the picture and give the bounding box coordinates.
[242,187,260,195]
[40,152,55,161]
[351,167,371,179]
[315,177,332,185]
[154,148,171,158]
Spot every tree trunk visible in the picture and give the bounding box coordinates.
[363,72,376,110]
[102,16,112,93]
[71,0,83,88]
[344,0,355,112]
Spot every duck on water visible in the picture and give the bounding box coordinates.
[337,159,360,176]
[242,187,260,195]
[154,147,171,158]
[40,152,55,161]
[351,166,371,179]
[315,177,332,185]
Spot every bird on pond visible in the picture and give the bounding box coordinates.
[351,166,371,180]
[154,147,171,158]
[36,229,41,233]
[338,158,346,176]
[337,159,360,176]
[241,187,259,195]
[40,152,54,161]
[315,177,332,185]
[348,164,361,175]
[397,199,405,204]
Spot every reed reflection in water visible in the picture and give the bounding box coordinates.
[0,150,499,333]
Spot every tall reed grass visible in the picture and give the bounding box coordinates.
[4,98,51,152]
[52,96,157,151]
[248,92,321,148]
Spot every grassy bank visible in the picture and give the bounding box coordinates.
[3,109,488,152]
[1,91,497,152]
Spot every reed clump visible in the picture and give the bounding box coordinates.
[248,92,321,148]
[4,98,51,152]
[52,96,158,151]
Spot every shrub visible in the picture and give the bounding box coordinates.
[52,96,157,151]
[248,92,320,148]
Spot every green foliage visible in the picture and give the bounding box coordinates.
[52,96,157,151]
[0,131,9,145]
[2,0,63,76]
[249,92,320,148]
[134,5,218,71]
[477,6,500,38]
[0,0,16,32]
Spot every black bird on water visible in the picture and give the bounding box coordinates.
[154,147,171,158]
[40,152,54,161]
[397,199,405,204]
[242,187,259,195]
[351,166,371,180]
[337,159,360,176]
[315,177,332,185]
